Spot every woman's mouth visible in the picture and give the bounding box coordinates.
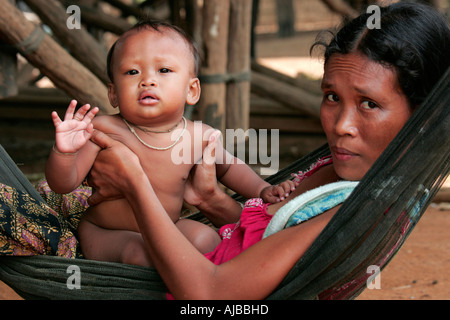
[332,147,358,161]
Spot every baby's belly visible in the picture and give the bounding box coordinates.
[83,198,182,232]
[83,199,140,232]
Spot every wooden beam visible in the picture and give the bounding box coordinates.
[59,0,132,35]
[250,116,323,134]
[0,0,113,113]
[0,40,18,98]
[102,0,143,18]
[321,0,358,18]
[197,0,230,131]
[226,0,252,131]
[251,61,322,96]
[23,0,109,84]
[251,71,322,118]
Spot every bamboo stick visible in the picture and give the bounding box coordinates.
[0,0,113,113]
[197,0,230,132]
[23,0,109,84]
[226,0,252,131]
[0,40,18,98]
[251,71,321,118]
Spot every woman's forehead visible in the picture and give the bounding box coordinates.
[322,52,400,92]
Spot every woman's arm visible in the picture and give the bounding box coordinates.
[89,130,336,299]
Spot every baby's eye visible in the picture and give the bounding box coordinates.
[361,100,378,110]
[325,93,339,102]
[126,70,139,75]
[159,68,172,73]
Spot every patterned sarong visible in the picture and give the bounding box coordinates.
[0,181,92,258]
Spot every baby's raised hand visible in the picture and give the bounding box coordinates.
[52,100,99,154]
[260,179,299,204]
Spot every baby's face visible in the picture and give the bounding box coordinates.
[108,28,199,127]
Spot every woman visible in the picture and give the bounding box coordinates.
[86,2,450,299]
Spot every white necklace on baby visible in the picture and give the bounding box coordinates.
[122,116,187,151]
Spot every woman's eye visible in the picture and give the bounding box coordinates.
[361,100,378,110]
[325,93,339,102]
[126,70,138,75]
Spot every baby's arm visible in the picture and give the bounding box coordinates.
[218,159,298,203]
[204,128,296,203]
[216,155,270,199]
[215,145,298,203]
[45,100,100,193]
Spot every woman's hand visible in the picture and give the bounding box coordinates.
[184,130,221,207]
[87,129,144,206]
[184,130,242,226]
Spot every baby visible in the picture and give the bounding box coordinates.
[46,21,294,266]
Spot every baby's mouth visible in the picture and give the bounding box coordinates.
[139,92,159,103]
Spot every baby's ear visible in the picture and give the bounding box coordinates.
[186,78,201,106]
[107,83,119,108]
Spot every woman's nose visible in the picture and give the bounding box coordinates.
[334,106,358,137]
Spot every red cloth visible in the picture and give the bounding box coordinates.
[204,199,272,265]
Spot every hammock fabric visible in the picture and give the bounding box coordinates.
[0,66,449,300]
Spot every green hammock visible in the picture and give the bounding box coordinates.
[0,66,448,300]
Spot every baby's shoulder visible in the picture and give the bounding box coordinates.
[92,114,122,132]
[186,120,218,141]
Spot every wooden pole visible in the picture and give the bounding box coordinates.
[185,0,202,46]
[321,0,358,18]
[251,71,322,118]
[276,0,295,37]
[68,2,132,35]
[0,0,113,114]
[251,61,322,95]
[102,0,143,18]
[0,40,18,98]
[226,0,252,131]
[0,0,17,98]
[197,0,230,132]
[23,0,109,84]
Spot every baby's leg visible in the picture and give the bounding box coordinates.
[175,219,221,254]
[78,219,153,267]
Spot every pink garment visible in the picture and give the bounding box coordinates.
[204,155,333,265]
[204,199,272,265]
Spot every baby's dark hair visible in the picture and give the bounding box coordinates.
[106,20,200,82]
[312,2,450,107]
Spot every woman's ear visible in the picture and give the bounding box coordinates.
[186,78,201,106]
[107,83,119,108]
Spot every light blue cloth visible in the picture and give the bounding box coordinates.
[263,181,359,238]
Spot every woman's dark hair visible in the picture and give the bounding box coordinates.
[312,2,450,107]
[106,20,200,82]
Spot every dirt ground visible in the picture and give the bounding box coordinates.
[357,204,450,300]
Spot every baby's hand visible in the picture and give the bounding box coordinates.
[260,180,298,204]
[52,100,99,154]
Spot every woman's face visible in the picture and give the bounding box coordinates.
[320,52,413,181]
